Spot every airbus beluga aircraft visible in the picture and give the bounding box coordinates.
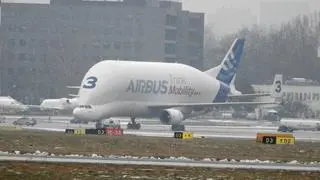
[73,38,283,131]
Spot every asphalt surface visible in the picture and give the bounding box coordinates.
[1,115,320,172]
[2,115,320,141]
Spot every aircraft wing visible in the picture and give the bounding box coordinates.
[68,94,79,97]
[147,101,280,109]
[227,93,271,98]
[25,105,64,111]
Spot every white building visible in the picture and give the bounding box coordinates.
[251,78,320,113]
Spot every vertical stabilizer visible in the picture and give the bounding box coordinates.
[205,38,245,85]
[271,74,283,103]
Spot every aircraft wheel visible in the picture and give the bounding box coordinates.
[127,123,141,130]
[95,120,104,129]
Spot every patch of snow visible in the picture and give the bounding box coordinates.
[14,151,20,155]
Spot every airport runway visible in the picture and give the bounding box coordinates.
[3,115,276,126]
[2,115,320,142]
[1,115,320,173]
[0,154,319,172]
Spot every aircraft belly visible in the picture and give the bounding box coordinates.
[100,102,152,118]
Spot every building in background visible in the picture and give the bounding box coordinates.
[0,0,204,103]
[252,77,320,116]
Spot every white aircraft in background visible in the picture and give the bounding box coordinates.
[72,38,283,131]
[37,97,79,112]
[34,86,80,113]
[0,95,79,115]
[0,96,29,112]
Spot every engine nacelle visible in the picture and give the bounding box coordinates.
[159,108,184,125]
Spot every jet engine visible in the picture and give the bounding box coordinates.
[159,108,184,125]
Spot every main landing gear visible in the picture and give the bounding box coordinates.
[171,124,185,131]
[127,117,141,130]
[95,119,105,129]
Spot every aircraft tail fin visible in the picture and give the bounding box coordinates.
[271,74,283,103]
[205,38,245,85]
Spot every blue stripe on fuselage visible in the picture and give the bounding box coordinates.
[213,82,230,103]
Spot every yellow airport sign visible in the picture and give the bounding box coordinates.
[276,137,295,144]
[74,128,86,135]
[174,131,193,139]
[182,132,193,139]
[256,133,293,143]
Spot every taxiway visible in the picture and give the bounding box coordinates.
[2,115,320,142]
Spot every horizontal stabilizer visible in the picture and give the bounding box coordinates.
[228,93,271,98]
[228,74,283,101]
[68,94,79,97]
[66,86,80,89]
[26,105,63,111]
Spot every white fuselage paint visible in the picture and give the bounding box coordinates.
[73,60,223,121]
[40,98,78,111]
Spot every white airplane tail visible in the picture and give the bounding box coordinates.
[271,74,283,103]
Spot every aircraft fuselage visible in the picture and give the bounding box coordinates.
[73,60,229,121]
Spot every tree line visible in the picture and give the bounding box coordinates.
[204,11,320,94]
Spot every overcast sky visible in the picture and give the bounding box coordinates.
[182,0,320,36]
[182,0,320,19]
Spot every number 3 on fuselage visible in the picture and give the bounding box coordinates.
[83,76,98,89]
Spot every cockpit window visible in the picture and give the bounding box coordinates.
[79,105,92,109]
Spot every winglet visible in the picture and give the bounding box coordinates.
[271,74,283,104]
